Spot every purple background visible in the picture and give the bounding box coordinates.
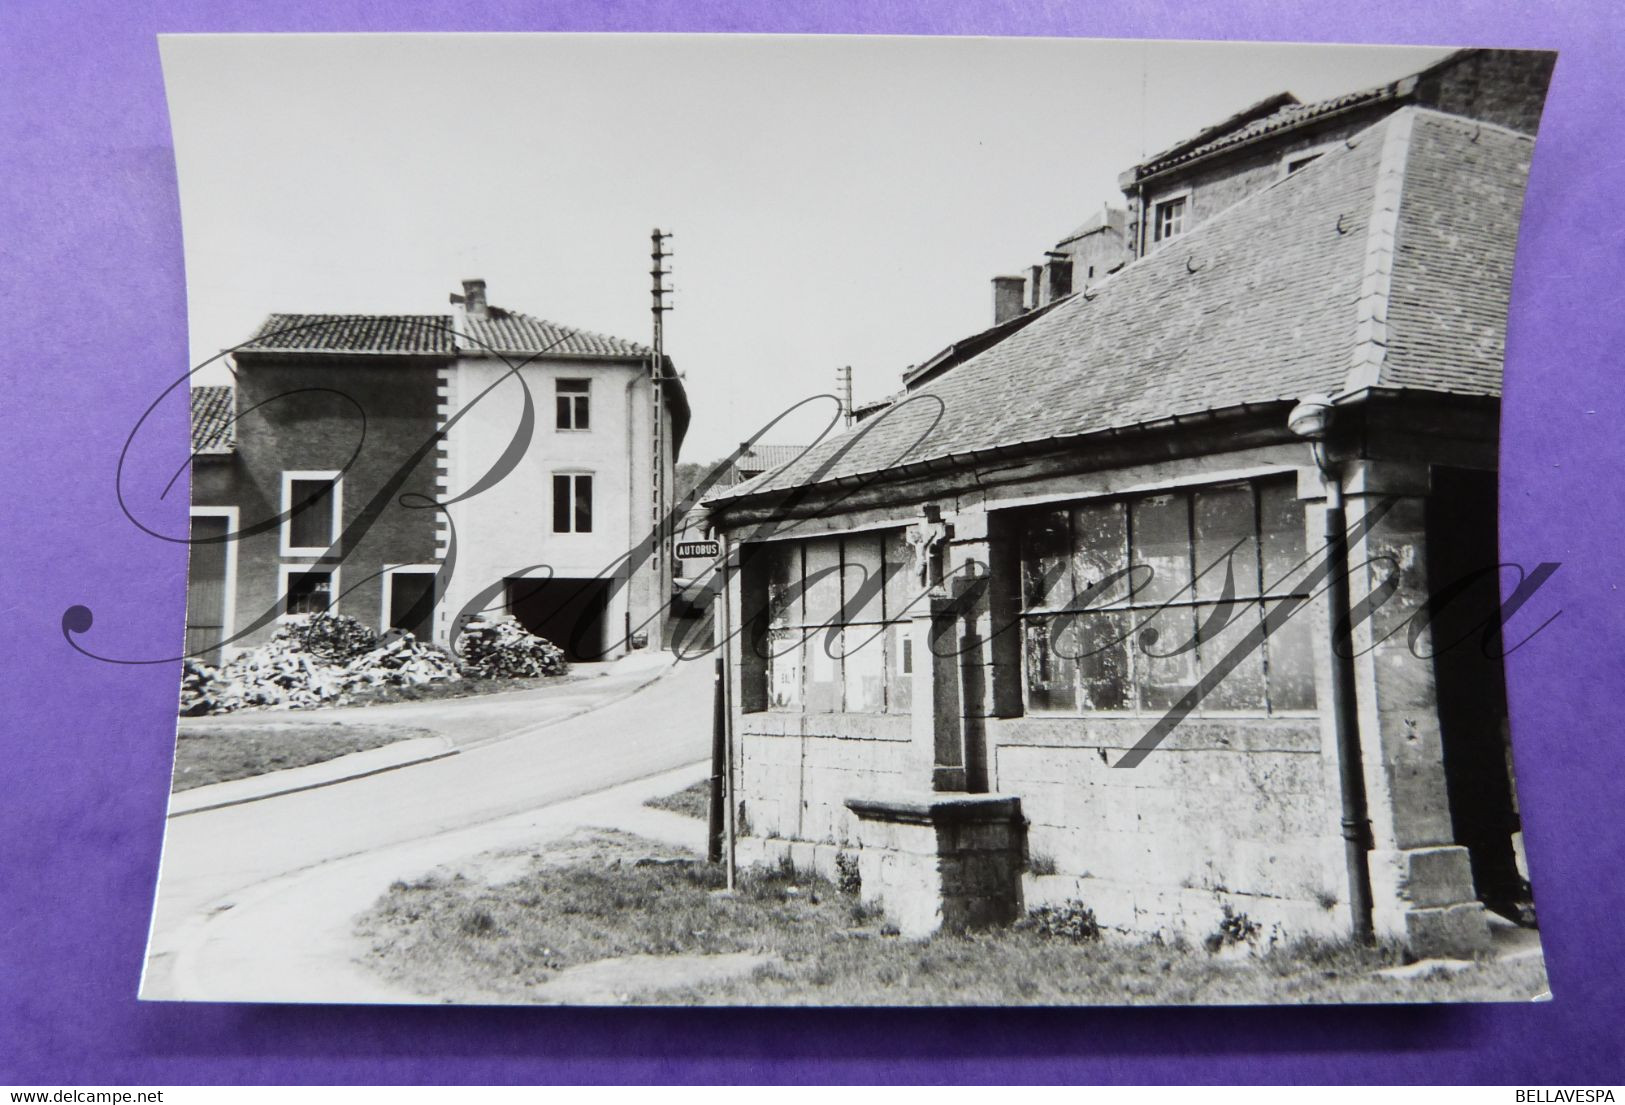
[3,0,1621,1086]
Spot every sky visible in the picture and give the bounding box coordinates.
[161,34,1454,463]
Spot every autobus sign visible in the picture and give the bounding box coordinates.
[674,539,722,560]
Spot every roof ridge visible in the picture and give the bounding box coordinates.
[1343,108,1416,395]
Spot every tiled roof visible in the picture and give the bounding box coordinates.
[736,444,809,475]
[710,109,1531,506]
[1380,115,1529,396]
[1137,86,1394,178]
[463,309,652,358]
[239,314,456,355]
[235,309,651,360]
[190,385,235,455]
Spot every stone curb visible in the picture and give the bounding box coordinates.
[166,736,459,818]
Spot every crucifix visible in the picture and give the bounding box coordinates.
[905,505,950,591]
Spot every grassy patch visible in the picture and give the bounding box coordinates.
[355,832,1547,1006]
[172,723,436,792]
[341,672,576,708]
[643,779,711,821]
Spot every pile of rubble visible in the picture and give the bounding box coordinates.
[180,612,574,716]
[454,614,569,679]
[180,614,462,716]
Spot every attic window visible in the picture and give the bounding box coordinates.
[1281,144,1335,177]
[1152,196,1187,245]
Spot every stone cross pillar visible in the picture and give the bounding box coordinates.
[911,594,966,792]
[843,506,1027,937]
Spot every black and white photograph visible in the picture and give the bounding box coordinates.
[144,33,1555,1006]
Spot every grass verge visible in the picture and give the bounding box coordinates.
[354,831,1547,1006]
[643,779,711,821]
[172,723,437,792]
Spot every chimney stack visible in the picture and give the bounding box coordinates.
[1046,257,1073,302]
[992,275,1026,326]
[462,279,488,321]
[1028,264,1044,310]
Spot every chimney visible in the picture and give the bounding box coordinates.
[1045,257,1073,301]
[1028,264,1044,310]
[992,275,1026,326]
[462,279,488,321]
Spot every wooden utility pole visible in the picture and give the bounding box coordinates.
[650,229,673,645]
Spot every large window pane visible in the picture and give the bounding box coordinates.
[765,627,803,710]
[885,622,913,713]
[766,543,800,628]
[1194,485,1259,601]
[1261,479,1310,596]
[289,479,334,548]
[840,624,886,713]
[803,537,842,628]
[1134,605,1198,710]
[1195,601,1267,710]
[1071,501,1130,609]
[551,475,571,533]
[1130,493,1193,605]
[882,529,918,622]
[841,533,885,624]
[1022,509,1072,610]
[573,475,593,533]
[286,570,333,616]
[1073,610,1131,710]
[804,624,842,712]
[1264,598,1317,710]
[1024,615,1078,713]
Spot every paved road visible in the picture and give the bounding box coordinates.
[142,654,715,1002]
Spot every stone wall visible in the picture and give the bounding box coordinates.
[991,716,1347,944]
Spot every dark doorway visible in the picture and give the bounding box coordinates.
[506,576,610,662]
[1425,467,1531,924]
[186,514,230,666]
[388,570,437,642]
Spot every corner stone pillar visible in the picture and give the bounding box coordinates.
[1341,461,1489,956]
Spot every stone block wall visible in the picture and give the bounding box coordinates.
[736,712,912,847]
[992,716,1349,944]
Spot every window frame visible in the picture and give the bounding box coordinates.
[1150,190,1191,248]
[380,563,440,638]
[555,377,591,432]
[1016,475,1317,720]
[759,529,916,716]
[279,469,343,557]
[277,563,340,621]
[186,505,239,660]
[1279,142,1337,179]
[551,471,595,534]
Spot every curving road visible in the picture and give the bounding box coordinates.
[141,654,714,1003]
